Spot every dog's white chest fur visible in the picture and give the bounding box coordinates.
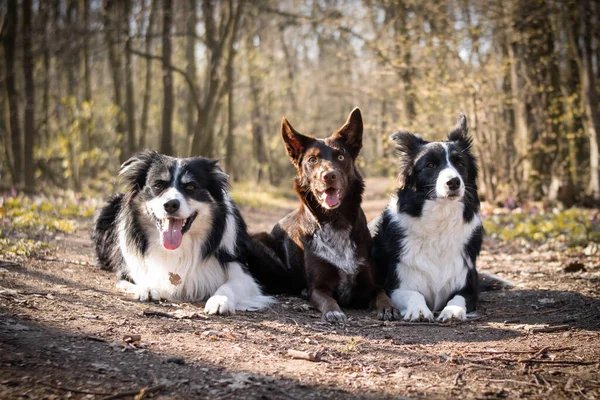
[118,204,225,301]
[391,198,481,311]
[311,223,359,275]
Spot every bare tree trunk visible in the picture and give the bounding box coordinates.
[2,0,23,187]
[124,0,136,155]
[579,0,600,200]
[186,0,198,138]
[82,0,92,151]
[507,23,530,198]
[161,0,174,155]
[246,31,269,184]
[40,3,51,148]
[22,0,35,191]
[104,0,125,161]
[139,0,158,149]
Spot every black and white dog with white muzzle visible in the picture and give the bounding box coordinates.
[370,115,510,322]
[92,151,274,315]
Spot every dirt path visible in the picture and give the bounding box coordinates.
[1,179,599,399]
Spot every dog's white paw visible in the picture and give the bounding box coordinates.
[134,286,161,302]
[323,310,347,323]
[204,295,235,315]
[437,305,467,322]
[402,304,434,322]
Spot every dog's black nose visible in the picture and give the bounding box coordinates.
[163,199,180,214]
[446,177,461,191]
[323,171,337,182]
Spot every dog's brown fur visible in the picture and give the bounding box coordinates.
[247,108,399,322]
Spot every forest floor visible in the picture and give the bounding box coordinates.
[1,178,599,399]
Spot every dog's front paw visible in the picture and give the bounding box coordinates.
[402,304,434,322]
[204,295,235,315]
[378,306,401,321]
[437,305,466,322]
[134,286,161,302]
[323,310,347,323]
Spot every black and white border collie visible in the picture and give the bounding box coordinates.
[371,115,489,322]
[92,151,274,315]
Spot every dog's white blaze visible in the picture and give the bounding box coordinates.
[311,223,360,276]
[388,198,481,312]
[220,195,238,254]
[436,144,465,199]
[146,187,193,220]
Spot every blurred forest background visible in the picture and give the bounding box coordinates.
[1,0,600,206]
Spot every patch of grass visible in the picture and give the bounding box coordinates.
[484,208,600,247]
[1,193,100,236]
[0,237,49,259]
[230,182,295,209]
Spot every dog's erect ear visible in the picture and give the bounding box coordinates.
[332,107,363,159]
[447,114,473,149]
[281,117,315,167]
[119,150,157,190]
[390,131,425,189]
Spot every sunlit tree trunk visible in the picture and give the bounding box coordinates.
[104,0,125,162]
[139,0,158,150]
[2,0,23,187]
[161,0,174,155]
[23,0,35,191]
[124,0,136,156]
[579,0,600,200]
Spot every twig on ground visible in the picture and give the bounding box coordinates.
[287,349,322,362]
[84,335,108,343]
[0,260,21,268]
[38,381,111,395]
[100,384,165,400]
[525,325,570,333]
[466,347,573,356]
[35,256,92,266]
[142,310,176,319]
[488,379,542,387]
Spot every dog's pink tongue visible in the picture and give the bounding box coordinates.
[325,189,340,207]
[162,218,183,250]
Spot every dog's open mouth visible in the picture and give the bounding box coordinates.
[157,212,198,250]
[318,187,342,209]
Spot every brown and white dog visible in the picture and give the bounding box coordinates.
[247,108,399,322]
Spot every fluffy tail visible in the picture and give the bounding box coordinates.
[91,194,124,271]
[479,272,514,292]
[244,232,305,295]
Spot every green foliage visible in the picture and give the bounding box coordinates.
[484,208,600,248]
[1,194,99,236]
[0,237,49,259]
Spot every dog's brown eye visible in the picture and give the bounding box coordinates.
[153,181,166,190]
[185,184,196,191]
[426,163,436,169]
[308,156,317,164]
[337,154,345,161]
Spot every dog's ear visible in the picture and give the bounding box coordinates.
[208,159,229,186]
[447,114,472,149]
[390,131,425,189]
[332,107,363,159]
[281,117,315,167]
[119,150,157,190]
